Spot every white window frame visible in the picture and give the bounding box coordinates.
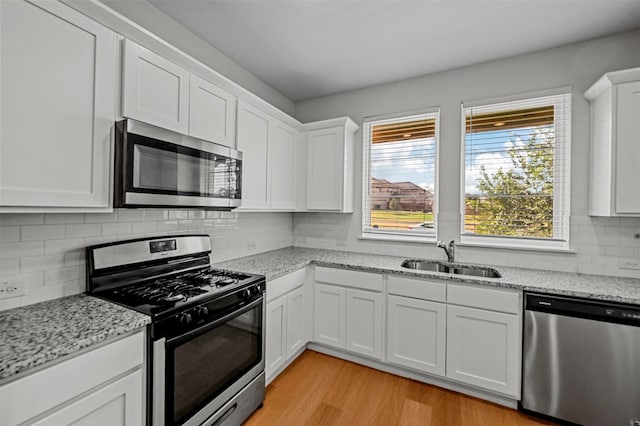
[361,108,440,242]
[459,89,572,251]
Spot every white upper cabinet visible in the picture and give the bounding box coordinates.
[237,101,271,209]
[236,100,298,210]
[189,73,237,147]
[270,121,297,210]
[585,67,640,216]
[122,39,237,148]
[305,118,358,212]
[0,0,116,211]
[122,39,190,134]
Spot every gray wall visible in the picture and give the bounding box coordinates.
[293,30,640,278]
[100,0,295,115]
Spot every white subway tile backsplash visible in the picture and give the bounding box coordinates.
[0,226,20,242]
[132,221,158,234]
[0,209,293,311]
[66,223,102,238]
[21,254,65,272]
[157,221,180,232]
[169,210,189,220]
[44,265,84,284]
[0,241,44,259]
[0,214,44,226]
[144,209,168,221]
[21,225,66,241]
[45,238,85,255]
[117,209,145,222]
[84,212,117,223]
[0,258,19,275]
[102,222,132,235]
[45,213,84,224]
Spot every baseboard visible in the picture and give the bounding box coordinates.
[306,342,519,409]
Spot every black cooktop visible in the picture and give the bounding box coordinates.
[97,267,263,317]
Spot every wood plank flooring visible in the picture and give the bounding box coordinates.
[244,350,556,426]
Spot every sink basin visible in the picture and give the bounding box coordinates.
[450,266,502,278]
[400,260,450,273]
[401,259,501,278]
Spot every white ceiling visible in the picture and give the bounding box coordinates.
[148,0,640,102]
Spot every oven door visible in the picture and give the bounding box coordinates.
[153,297,264,426]
[115,119,242,209]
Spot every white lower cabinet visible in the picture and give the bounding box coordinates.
[266,296,288,377]
[313,267,384,360]
[345,289,383,359]
[313,283,347,348]
[0,331,145,426]
[31,369,143,426]
[265,269,309,383]
[286,286,306,358]
[387,295,446,376]
[445,284,522,398]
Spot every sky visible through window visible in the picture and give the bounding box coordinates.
[370,137,435,191]
[370,128,543,195]
[464,126,551,195]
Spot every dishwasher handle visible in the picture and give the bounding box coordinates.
[525,293,640,326]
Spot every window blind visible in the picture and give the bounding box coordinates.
[462,93,571,241]
[362,111,438,236]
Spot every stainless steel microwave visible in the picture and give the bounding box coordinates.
[114,119,242,209]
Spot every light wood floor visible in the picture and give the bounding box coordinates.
[244,350,556,426]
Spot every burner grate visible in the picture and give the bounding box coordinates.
[114,279,208,306]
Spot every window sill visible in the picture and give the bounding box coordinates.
[359,232,436,244]
[459,235,575,253]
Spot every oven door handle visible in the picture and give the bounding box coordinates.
[165,296,263,347]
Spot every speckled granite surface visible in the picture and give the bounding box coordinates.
[214,247,640,305]
[0,294,150,382]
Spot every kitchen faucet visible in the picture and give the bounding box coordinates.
[436,240,455,263]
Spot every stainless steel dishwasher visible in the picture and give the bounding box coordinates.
[521,292,640,426]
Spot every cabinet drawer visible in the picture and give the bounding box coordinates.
[387,275,446,302]
[267,268,306,302]
[0,331,144,426]
[447,283,521,314]
[315,266,383,292]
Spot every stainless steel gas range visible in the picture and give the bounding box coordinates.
[86,235,265,426]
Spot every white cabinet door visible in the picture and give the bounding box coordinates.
[387,295,446,376]
[266,296,288,379]
[270,121,297,210]
[346,289,383,359]
[122,39,189,134]
[314,283,346,349]
[189,73,237,148]
[306,127,344,211]
[32,369,143,426]
[446,305,521,397]
[0,0,116,209]
[237,101,270,209]
[286,286,305,359]
[615,81,640,214]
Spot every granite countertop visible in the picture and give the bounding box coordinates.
[214,247,640,305]
[0,294,150,382]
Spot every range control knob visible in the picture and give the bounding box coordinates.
[179,312,193,326]
[195,306,209,319]
[240,288,252,299]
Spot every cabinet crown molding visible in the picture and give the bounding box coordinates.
[584,67,640,100]
[302,116,359,132]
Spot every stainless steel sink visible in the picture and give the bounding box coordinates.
[450,266,501,278]
[401,259,501,278]
[400,259,450,273]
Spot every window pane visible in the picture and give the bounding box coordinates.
[463,94,570,240]
[364,113,437,236]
